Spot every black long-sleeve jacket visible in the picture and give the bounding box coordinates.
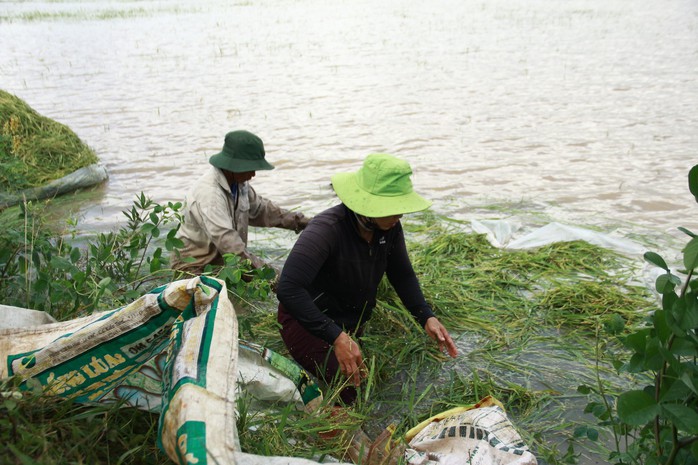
[276,204,435,344]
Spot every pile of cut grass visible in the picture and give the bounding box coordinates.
[0,89,98,193]
[406,215,653,339]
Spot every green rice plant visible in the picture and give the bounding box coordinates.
[536,280,654,333]
[428,369,545,417]
[533,240,627,277]
[236,390,363,461]
[405,215,648,346]
[237,306,287,354]
[0,90,98,192]
[1,377,167,464]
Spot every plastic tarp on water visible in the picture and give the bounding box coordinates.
[0,163,108,209]
[471,218,667,294]
[470,219,645,256]
[0,276,347,465]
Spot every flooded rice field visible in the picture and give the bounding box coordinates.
[1,0,696,243]
[1,1,698,463]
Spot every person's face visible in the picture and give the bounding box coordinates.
[371,214,403,231]
[227,171,255,183]
[233,171,256,183]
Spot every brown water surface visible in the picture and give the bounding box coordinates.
[1,0,696,245]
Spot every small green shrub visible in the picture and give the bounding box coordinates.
[580,164,698,465]
[0,192,275,320]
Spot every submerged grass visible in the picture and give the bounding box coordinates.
[234,212,656,463]
[1,210,658,464]
[0,90,98,192]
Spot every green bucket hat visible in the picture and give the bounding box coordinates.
[331,153,432,217]
[209,130,275,172]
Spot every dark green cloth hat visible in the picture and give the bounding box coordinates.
[209,130,275,172]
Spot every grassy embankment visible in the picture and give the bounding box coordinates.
[0,89,98,194]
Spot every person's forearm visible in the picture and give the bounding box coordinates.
[277,283,342,343]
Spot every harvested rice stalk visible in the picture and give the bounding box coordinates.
[0,89,98,192]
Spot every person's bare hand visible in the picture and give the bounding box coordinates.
[424,317,458,358]
[246,252,267,270]
[333,332,366,387]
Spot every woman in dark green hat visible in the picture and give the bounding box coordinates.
[172,130,310,274]
[276,153,458,406]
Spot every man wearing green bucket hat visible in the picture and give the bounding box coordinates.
[276,153,458,405]
[172,130,310,274]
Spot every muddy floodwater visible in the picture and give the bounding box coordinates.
[1,0,697,242]
[1,0,698,463]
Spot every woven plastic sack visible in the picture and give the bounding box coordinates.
[405,396,537,465]
[0,163,108,208]
[1,276,339,465]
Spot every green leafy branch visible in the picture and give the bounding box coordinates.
[579,165,698,465]
[0,192,276,319]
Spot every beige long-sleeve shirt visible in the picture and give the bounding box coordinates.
[172,166,308,272]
